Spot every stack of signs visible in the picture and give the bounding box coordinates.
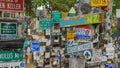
[75,26,91,39]
[30,41,40,51]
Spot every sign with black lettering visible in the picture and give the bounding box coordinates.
[0,61,25,68]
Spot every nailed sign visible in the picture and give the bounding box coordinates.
[0,0,24,12]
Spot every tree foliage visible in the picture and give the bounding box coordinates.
[24,0,77,17]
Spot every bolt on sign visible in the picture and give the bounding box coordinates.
[90,0,109,7]
[0,23,17,35]
[0,0,24,12]
[0,50,23,61]
[66,30,75,40]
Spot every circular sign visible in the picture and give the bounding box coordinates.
[20,62,25,67]
[83,50,92,60]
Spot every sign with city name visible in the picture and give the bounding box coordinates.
[0,23,17,35]
[0,50,23,61]
[0,61,25,68]
[0,0,24,12]
[90,0,109,7]
[60,13,104,27]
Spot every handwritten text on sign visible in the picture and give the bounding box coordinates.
[0,0,24,12]
[75,26,91,39]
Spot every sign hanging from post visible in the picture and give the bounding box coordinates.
[0,0,24,12]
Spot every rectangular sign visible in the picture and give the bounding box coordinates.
[60,13,104,27]
[0,61,25,68]
[75,26,91,39]
[0,23,17,35]
[116,9,120,18]
[92,49,102,62]
[52,11,61,22]
[0,0,24,12]
[67,30,75,40]
[0,50,23,61]
[90,0,108,7]
[30,41,40,51]
[39,18,52,30]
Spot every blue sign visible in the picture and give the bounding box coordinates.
[30,41,40,51]
[60,17,85,27]
[105,64,115,68]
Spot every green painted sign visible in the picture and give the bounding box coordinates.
[1,23,17,35]
[39,18,52,30]
[0,50,23,61]
[52,11,61,22]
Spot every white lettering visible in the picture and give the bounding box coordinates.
[7,3,21,9]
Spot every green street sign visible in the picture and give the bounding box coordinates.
[0,50,23,61]
[0,23,17,35]
[52,11,61,22]
[39,18,52,30]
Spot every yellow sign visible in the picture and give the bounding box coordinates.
[90,0,108,7]
[67,30,75,40]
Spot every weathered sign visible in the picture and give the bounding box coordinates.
[60,13,104,27]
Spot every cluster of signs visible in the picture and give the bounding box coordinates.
[39,12,104,30]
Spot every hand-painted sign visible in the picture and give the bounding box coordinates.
[67,30,75,40]
[0,0,24,12]
[0,23,17,35]
[39,18,52,30]
[0,50,23,61]
[52,11,61,22]
[30,41,40,51]
[0,61,25,68]
[60,13,104,27]
[75,26,91,39]
[90,0,108,7]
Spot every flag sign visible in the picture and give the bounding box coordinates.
[75,26,91,39]
[30,41,40,51]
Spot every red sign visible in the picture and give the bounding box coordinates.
[0,0,24,12]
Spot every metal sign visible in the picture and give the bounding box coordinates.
[90,0,108,7]
[0,50,23,61]
[67,30,75,40]
[75,26,91,39]
[0,23,17,35]
[39,18,52,30]
[30,41,40,51]
[52,11,61,22]
[0,0,24,12]
[0,61,25,68]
